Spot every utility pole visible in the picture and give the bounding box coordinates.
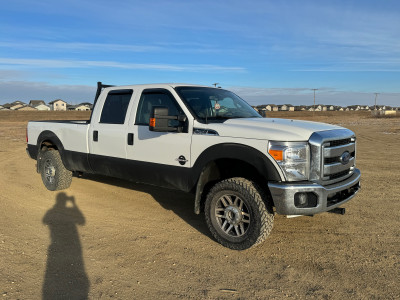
[312,89,318,116]
[212,83,219,88]
[374,93,379,110]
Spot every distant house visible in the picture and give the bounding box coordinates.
[10,103,24,110]
[2,101,26,110]
[269,104,279,111]
[49,99,67,111]
[35,104,51,111]
[294,105,306,111]
[256,104,277,112]
[278,104,294,111]
[80,102,93,110]
[16,105,37,111]
[315,105,327,112]
[29,100,46,107]
[11,101,26,106]
[67,104,91,111]
[347,105,361,111]
[29,100,50,111]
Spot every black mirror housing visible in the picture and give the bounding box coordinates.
[149,106,186,132]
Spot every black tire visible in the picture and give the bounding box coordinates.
[205,177,274,250]
[40,150,72,191]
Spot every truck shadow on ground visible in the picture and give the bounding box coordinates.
[42,192,90,300]
[79,173,212,239]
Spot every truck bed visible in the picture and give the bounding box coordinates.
[27,120,90,154]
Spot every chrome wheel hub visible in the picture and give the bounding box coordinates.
[224,206,242,226]
[44,160,56,184]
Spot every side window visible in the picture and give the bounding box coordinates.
[100,89,133,124]
[135,91,182,126]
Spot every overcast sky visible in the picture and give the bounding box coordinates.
[1,0,399,106]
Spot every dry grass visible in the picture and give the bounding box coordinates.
[0,110,91,122]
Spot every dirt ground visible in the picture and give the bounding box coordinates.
[0,111,399,299]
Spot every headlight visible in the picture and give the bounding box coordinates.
[268,141,310,181]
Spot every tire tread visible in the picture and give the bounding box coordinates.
[205,177,274,250]
[40,150,72,191]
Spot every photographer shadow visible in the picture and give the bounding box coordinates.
[80,173,210,238]
[42,192,89,300]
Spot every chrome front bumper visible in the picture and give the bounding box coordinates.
[268,169,361,215]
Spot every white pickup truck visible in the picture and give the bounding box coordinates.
[27,83,361,249]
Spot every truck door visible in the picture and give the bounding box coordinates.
[88,89,135,176]
[125,88,192,190]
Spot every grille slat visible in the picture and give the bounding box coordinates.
[329,169,351,180]
[322,137,355,184]
[327,138,352,147]
[309,129,357,185]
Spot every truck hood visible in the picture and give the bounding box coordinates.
[196,118,343,141]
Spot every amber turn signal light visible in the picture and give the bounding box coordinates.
[268,149,283,161]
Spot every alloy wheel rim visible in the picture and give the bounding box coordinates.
[215,194,250,237]
[44,159,56,184]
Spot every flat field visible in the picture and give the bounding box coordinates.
[0,111,399,299]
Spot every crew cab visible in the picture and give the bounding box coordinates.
[26,83,361,249]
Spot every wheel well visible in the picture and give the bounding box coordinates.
[195,158,273,214]
[40,140,58,151]
[36,140,59,173]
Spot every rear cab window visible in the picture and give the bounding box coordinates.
[100,89,134,124]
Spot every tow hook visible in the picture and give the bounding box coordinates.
[328,207,346,215]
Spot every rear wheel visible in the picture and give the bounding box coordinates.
[40,150,72,191]
[205,177,274,250]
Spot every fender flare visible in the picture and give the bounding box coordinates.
[36,130,67,171]
[191,143,282,214]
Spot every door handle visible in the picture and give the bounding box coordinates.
[93,130,98,142]
[127,133,134,145]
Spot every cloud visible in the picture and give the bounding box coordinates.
[0,41,162,53]
[0,81,95,104]
[0,57,245,72]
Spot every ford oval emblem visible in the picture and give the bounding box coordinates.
[340,151,351,165]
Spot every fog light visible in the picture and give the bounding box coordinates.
[295,193,308,207]
[294,192,318,208]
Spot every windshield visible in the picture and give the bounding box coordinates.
[175,87,261,122]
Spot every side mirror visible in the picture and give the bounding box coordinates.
[149,106,187,132]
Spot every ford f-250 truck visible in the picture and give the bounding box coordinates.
[26,82,361,250]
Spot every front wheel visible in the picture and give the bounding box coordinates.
[40,150,72,191]
[205,177,274,250]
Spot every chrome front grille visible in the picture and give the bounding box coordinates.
[309,129,357,185]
